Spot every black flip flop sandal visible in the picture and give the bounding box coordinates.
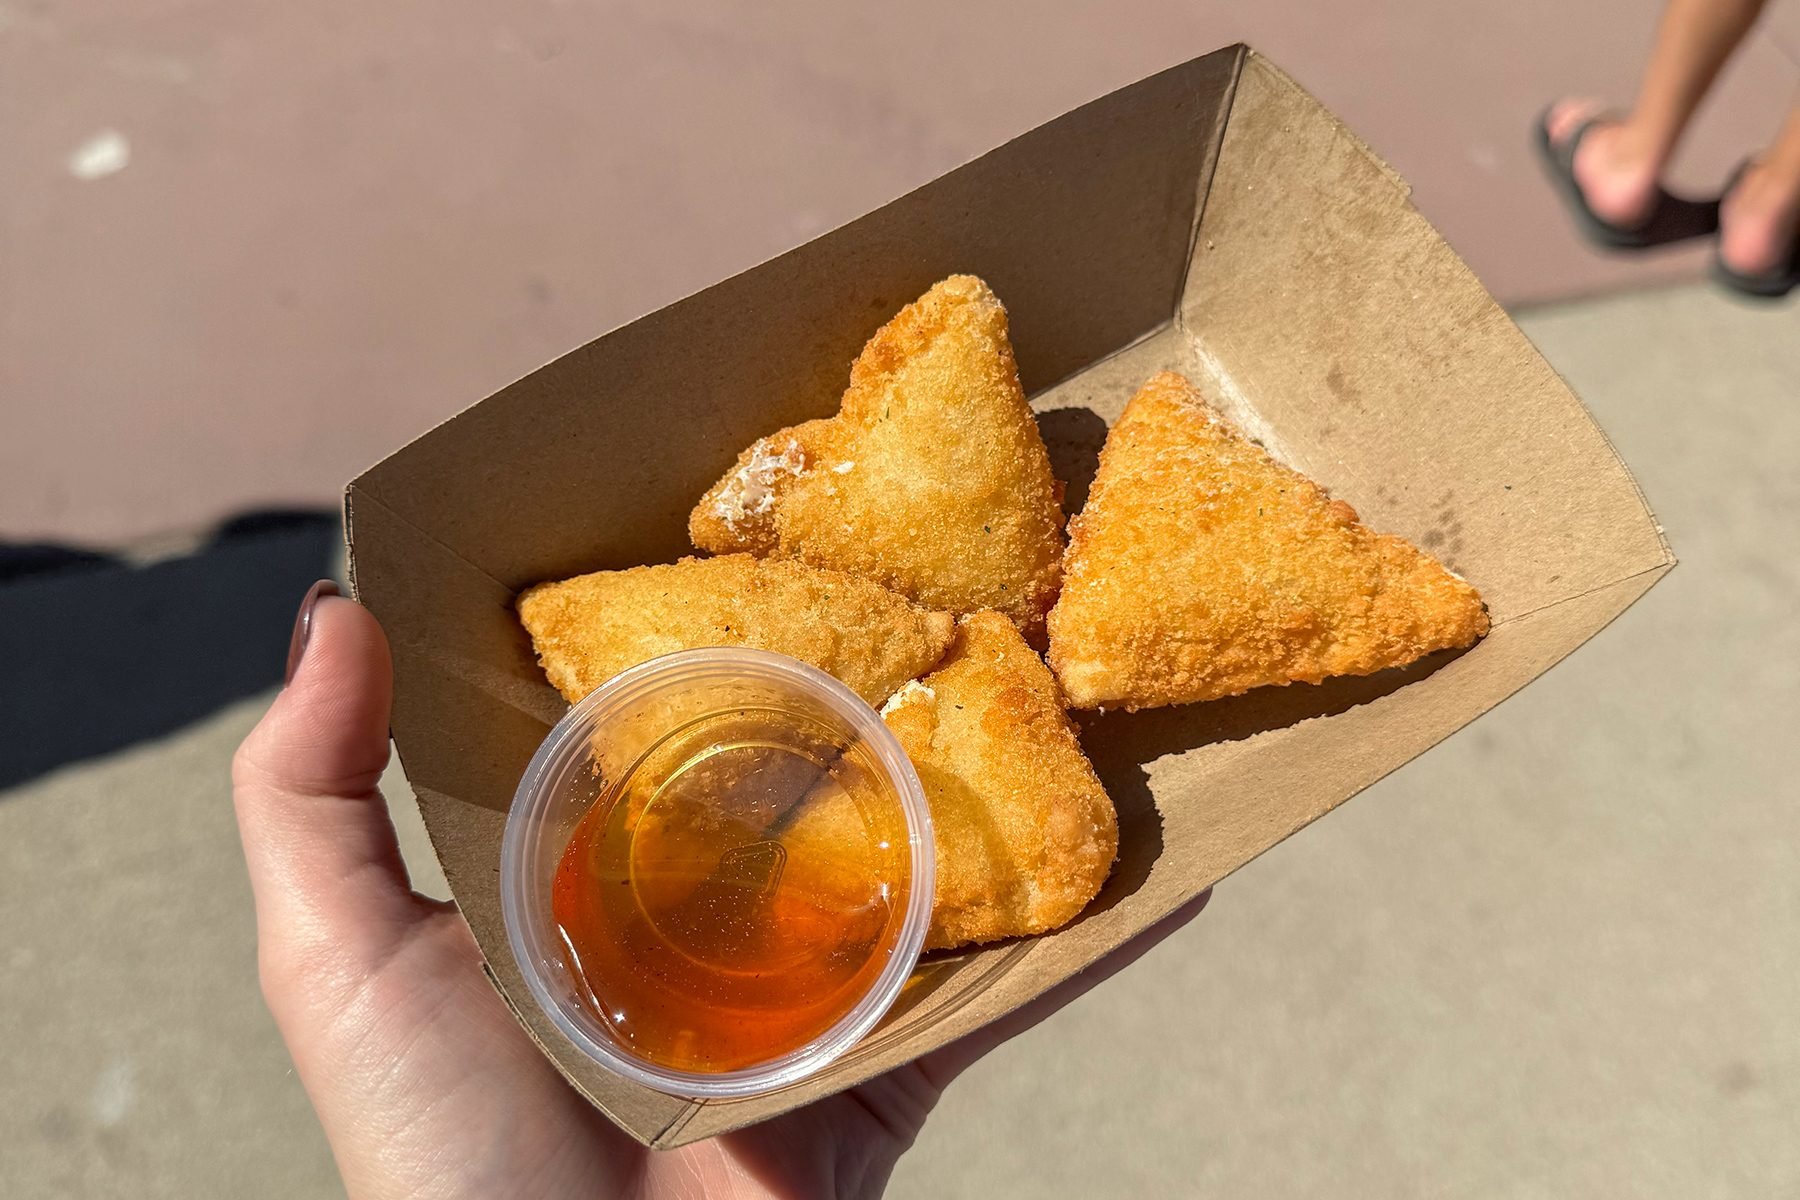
[1711,161,1800,300]
[1533,107,1719,250]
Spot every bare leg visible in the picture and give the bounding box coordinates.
[1546,0,1768,227]
[1720,100,1800,274]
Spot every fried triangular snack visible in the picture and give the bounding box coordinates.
[881,611,1117,950]
[689,276,1067,635]
[517,554,954,707]
[1048,372,1488,710]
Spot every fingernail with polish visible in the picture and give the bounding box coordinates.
[286,579,341,685]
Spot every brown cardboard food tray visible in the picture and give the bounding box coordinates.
[344,45,1671,1147]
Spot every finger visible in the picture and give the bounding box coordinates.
[233,585,415,973]
[916,889,1212,1089]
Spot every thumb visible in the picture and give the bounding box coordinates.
[233,582,418,980]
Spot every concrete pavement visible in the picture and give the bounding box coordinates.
[2,282,1793,1198]
[894,282,1800,1200]
[8,0,1800,546]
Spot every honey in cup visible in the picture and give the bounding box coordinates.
[504,649,934,1096]
[554,708,911,1072]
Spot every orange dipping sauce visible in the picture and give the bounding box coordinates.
[550,709,913,1073]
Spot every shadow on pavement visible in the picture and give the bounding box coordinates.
[0,510,341,790]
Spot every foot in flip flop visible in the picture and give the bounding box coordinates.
[1714,158,1800,297]
[1535,98,1720,250]
[1545,100,1662,228]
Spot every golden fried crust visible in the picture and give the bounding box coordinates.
[882,611,1118,951]
[1047,372,1489,710]
[515,554,955,707]
[688,276,1067,636]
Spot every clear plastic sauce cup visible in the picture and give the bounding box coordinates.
[501,648,934,1098]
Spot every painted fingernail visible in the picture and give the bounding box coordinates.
[286,579,341,685]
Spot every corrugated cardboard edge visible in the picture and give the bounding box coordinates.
[345,54,1239,593]
[343,46,1248,1146]
[1217,51,1674,578]
[1179,50,1673,622]
[649,51,1251,1147]
[342,43,1678,1150]
[658,50,1679,1147]
[647,51,1247,1151]
[1205,57,1668,579]
[656,53,1676,1147]
[656,574,1674,1149]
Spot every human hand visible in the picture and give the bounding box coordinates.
[233,583,1209,1200]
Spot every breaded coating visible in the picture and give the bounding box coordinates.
[1048,372,1489,710]
[881,611,1118,950]
[689,276,1067,635]
[516,554,954,707]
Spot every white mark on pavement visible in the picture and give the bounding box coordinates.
[68,129,130,180]
[90,1058,136,1127]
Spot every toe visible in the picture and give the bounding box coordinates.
[1547,97,1609,147]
